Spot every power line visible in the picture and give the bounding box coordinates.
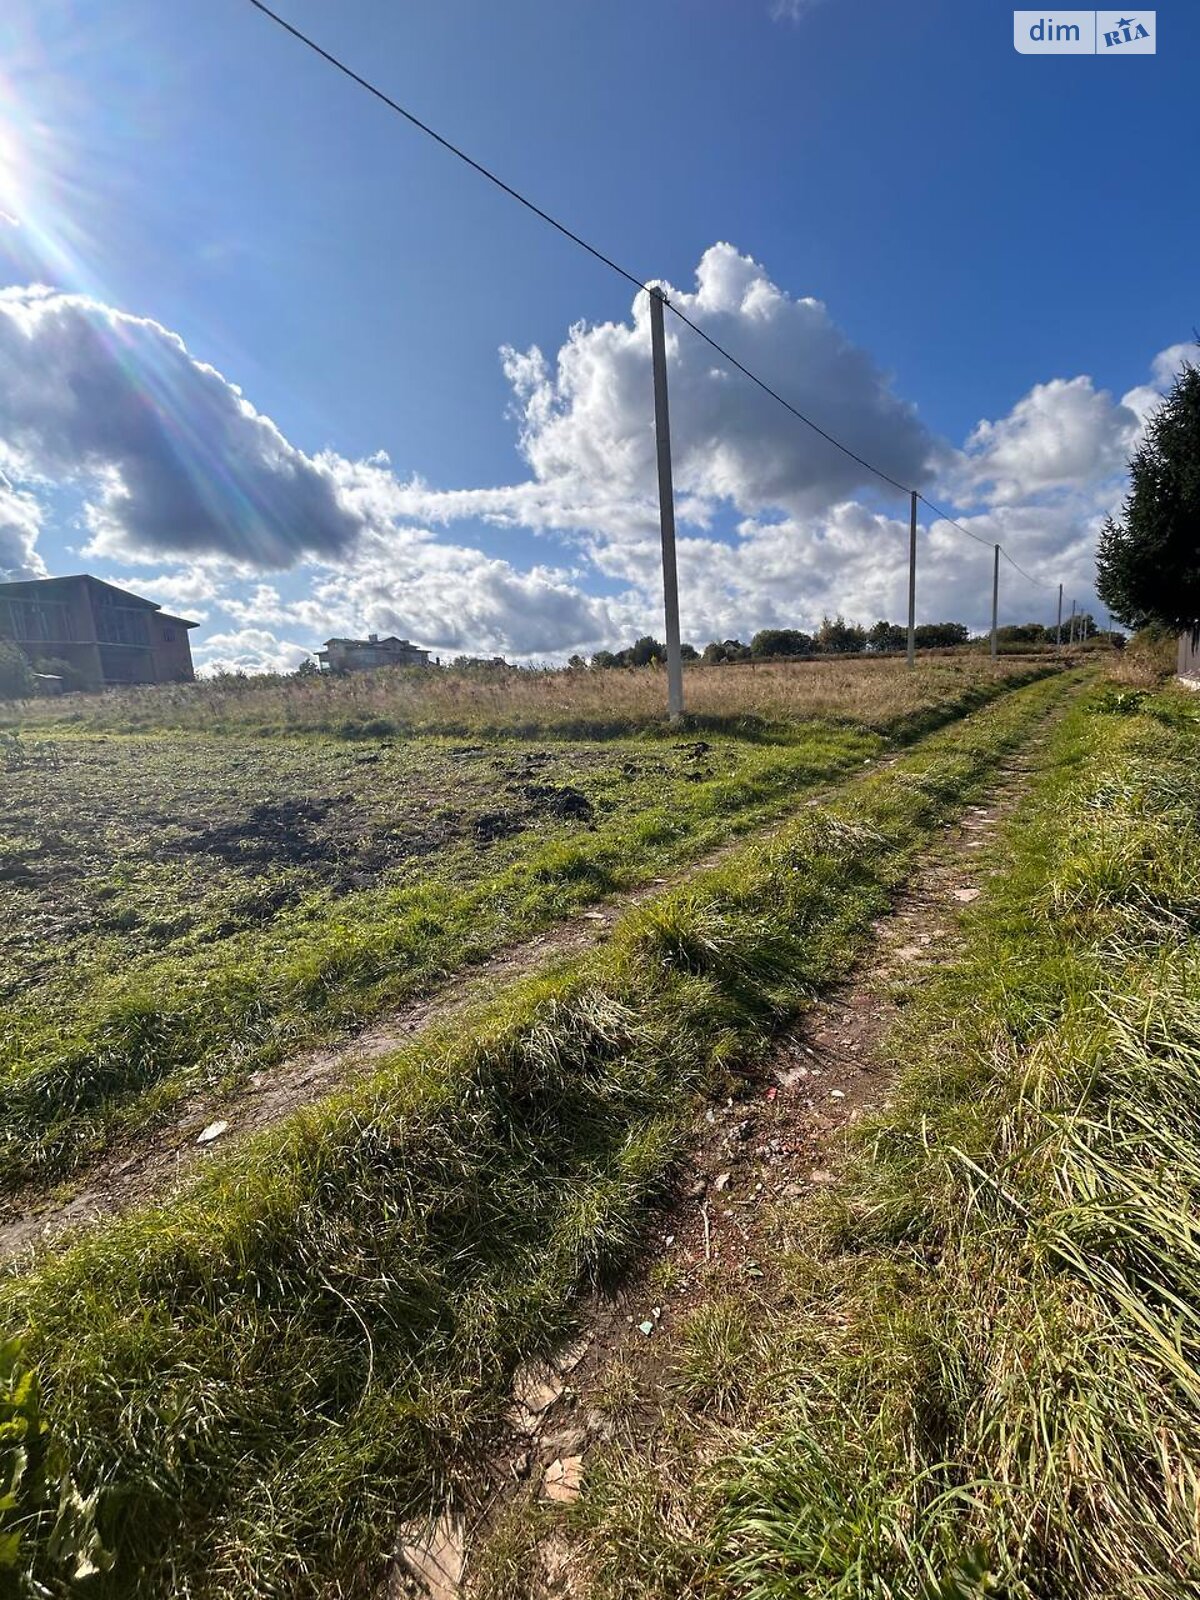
[663,303,912,496]
[244,0,648,294]
[245,0,913,500]
[999,545,1056,590]
[916,494,996,550]
[244,0,1065,606]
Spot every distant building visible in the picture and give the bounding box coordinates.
[0,574,198,689]
[1179,632,1200,686]
[316,634,431,672]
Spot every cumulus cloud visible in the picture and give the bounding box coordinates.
[224,532,642,662]
[1120,341,1197,428]
[193,627,312,677]
[394,243,938,559]
[0,478,46,579]
[0,285,375,567]
[0,252,1190,656]
[961,375,1140,505]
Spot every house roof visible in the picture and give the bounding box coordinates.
[0,574,199,628]
[319,636,427,649]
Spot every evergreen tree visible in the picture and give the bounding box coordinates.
[1097,355,1200,634]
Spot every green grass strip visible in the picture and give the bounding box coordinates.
[0,671,1072,1598]
[707,681,1200,1600]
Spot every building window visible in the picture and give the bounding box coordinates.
[96,605,148,646]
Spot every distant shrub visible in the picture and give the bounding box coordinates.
[0,640,34,700]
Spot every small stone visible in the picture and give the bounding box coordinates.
[393,1512,465,1600]
[196,1120,229,1145]
[543,1455,584,1503]
[713,1172,731,1192]
[830,1089,846,1100]
[811,1169,836,1184]
[552,1335,591,1376]
[513,1366,563,1415]
[952,887,981,903]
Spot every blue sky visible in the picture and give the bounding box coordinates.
[0,0,1194,668]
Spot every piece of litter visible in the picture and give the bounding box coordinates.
[639,1320,655,1336]
[713,1172,731,1192]
[830,1089,846,1100]
[196,1120,228,1145]
[765,1087,777,1101]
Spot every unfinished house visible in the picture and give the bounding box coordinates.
[0,575,198,689]
[316,634,431,672]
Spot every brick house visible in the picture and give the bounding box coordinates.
[0,575,198,689]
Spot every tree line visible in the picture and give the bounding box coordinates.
[580,612,1098,670]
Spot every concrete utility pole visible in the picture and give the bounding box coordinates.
[991,543,1000,660]
[906,490,918,669]
[1069,599,1076,646]
[649,286,684,721]
[1056,582,1063,649]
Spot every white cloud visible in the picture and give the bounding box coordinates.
[390,243,937,560]
[116,565,225,613]
[0,256,1190,655]
[961,375,1140,505]
[1120,341,1197,427]
[193,627,312,677]
[0,478,46,579]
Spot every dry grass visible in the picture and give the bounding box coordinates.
[1107,626,1178,687]
[1,656,1049,740]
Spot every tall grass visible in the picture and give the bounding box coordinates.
[709,683,1200,1599]
[0,672,1071,1598]
[1,657,1046,740]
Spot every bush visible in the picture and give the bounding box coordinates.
[0,641,33,700]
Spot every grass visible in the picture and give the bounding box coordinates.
[0,663,1054,1195]
[0,669,1073,1598]
[557,672,1200,1600]
[1,655,1046,741]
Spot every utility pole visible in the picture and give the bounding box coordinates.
[1069,599,1076,647]
[991,543,1000,660]
[648,286,684,722]
[906,490,917,670]
[1056,582,1063,650]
